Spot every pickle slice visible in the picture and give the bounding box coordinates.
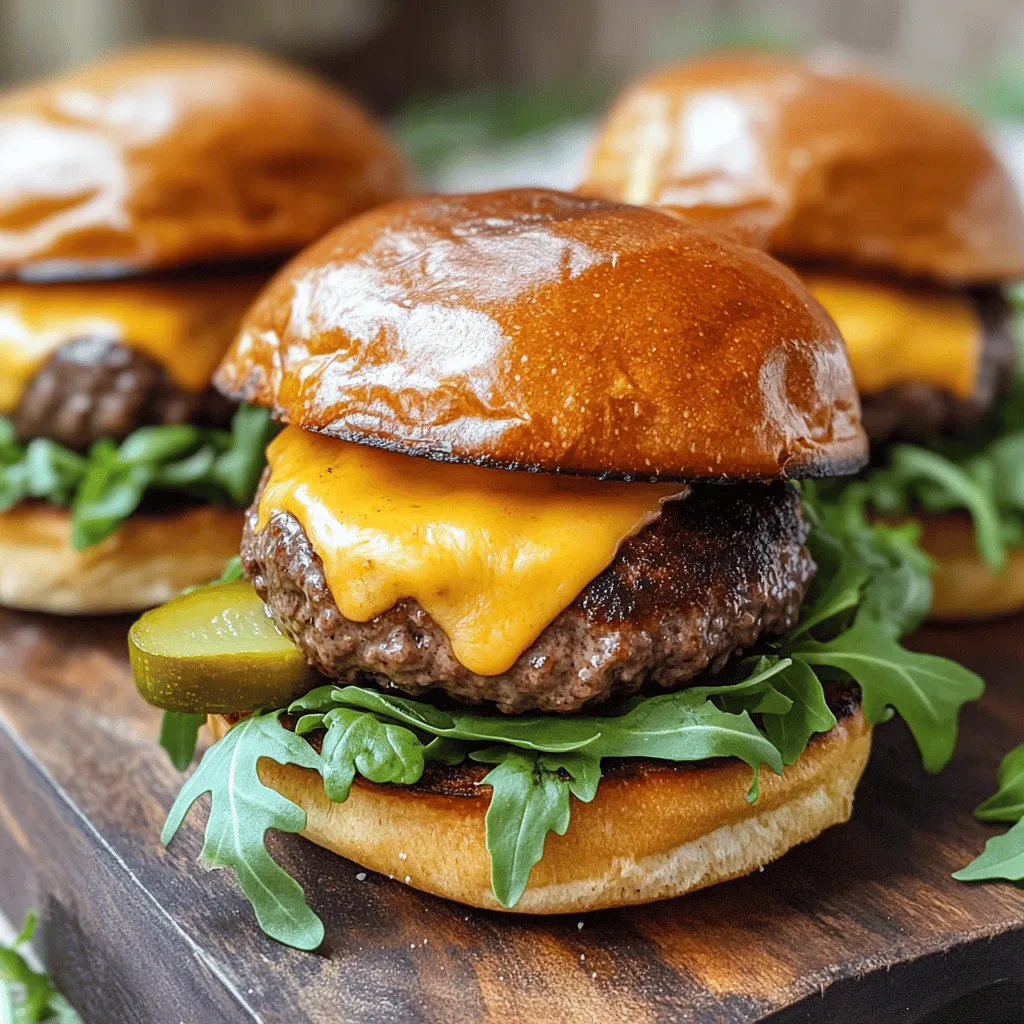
[129,580,317,713]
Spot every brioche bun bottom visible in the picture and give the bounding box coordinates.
[209,706,871,913]
[918,512,1024,620]
[0,503,244,614]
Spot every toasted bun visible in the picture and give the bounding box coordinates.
[209,706,870,913]
[582,53,1024,284]
[0,43,408,279]
[217,188,867,480]
[0,503,243,614]
[917,512,1024,619]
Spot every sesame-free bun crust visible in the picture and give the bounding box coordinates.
[216,189,867,480]
[918,512,1024,619]
[583,53,1024,284]
[209,706,870,913]
[0,43,408,279]
[0,503,243,614]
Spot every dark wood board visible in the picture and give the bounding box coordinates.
[0,607,1021,1024]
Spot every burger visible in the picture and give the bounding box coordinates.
[0,42,407,613]
[129,189,982,950]
[582,52,1024,619]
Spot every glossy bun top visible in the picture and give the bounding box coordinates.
[582,52,1024,284]
[216,188,867,480]
[0,43,409,280]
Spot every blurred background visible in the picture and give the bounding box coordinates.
[0,0,1023,193]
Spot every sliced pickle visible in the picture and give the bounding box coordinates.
[129,580,317,713]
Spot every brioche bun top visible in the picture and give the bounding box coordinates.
[582,52,1024,284]
[0,43,408,280]
[216,188,867,480]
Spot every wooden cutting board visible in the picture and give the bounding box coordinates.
[0,607,1021,1024]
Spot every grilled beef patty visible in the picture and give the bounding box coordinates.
[859,289,1016,445]
[12,335,235,450]
[242,478,814,714]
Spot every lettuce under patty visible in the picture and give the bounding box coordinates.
[820,286,1024,570]
[0,405,276,549]
[159,489,983,950]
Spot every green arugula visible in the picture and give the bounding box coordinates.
[832,287,1024,570]
[789,621,982,773]
[791,484,983,773]
[975,742,1024,823]
[158,712,205,772]
[0,913,82,1024]
[157,490,984,948]
[473,747,600,907]
[760,658,837,766]
[322,679,784,784]
[954,742,1024,885]
[162,711,325,950]
[0,404,275,550]
[312,707,425,802]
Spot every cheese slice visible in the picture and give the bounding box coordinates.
[0,276,265,414]
[802,273,982,399]
[258,427,686,676]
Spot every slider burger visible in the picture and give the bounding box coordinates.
[129,189,982,950]
[582,52,1024,619]
[0,43,407,612]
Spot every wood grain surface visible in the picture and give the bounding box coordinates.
[0,608,1021,1024]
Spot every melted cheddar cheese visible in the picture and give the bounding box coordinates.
[258,427,686,676]
[802,273,982,399]
[0,276,265,414]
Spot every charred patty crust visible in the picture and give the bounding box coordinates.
[242,479,815,714]
[859,289,1016,445]
[13,335,235,450]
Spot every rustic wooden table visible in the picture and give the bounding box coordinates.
[0,607,1021,1024]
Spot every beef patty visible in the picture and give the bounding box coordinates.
[242,478,814,714]
[859,289,1016,446]
[12,335,235,450]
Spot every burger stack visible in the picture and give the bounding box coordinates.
[0,43,407,613]
[583,52,1024,619]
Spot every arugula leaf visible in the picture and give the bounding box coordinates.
[855,520,933,637]
[975,742,1024,822]
[953,817,1024,883]
[583,692,782,800]
[181,554,246,597]
[791,620,983,773]
[0,405,275,550]
[319,707,425,801]
[800,481,932,637]
[214,556,245,585]
[70,446,153,549]
[423,737,470,765]
[955,742,1024,884]
[761,659,837,766]
[325,678,783,798]
[0,913,82,1024]
[877,446,1008,570]
[158,711,205,772]
[209,403,278,505]
[474,748,601,907]
[327,686,601,753]
[162,711,325,950]
[718,683,793,717]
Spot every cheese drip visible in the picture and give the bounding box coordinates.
[0,276,265,414]
[258,428,686,676]
[802,273,981,399]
